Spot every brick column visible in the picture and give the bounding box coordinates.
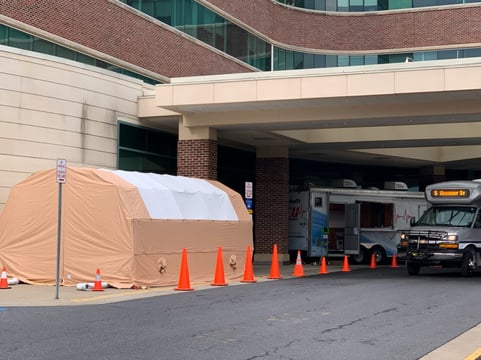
[177,139,217,179]
[254,148,289,264]
[177,117,217,179]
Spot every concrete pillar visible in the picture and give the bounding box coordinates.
[177,117,217,179]
[254,147,289,264]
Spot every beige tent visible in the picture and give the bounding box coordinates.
[0,167,253,288]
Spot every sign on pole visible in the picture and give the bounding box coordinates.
[56,159,67,183]
[245,181,253,199]
[55,159,66,299]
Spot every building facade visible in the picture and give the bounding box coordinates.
[2,1,481,262]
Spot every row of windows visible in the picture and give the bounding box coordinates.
[121,0,481,72]
[278,0,480,12]
[3,2,481,78]
[277,48,481,70]
[0,24,160,85]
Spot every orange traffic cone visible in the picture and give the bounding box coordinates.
[92,268,104,291]
[175,248,194,291]
[341,255,351,272]
[0,267,11,289]
[319,256,329,274]
[370,253,377,269]
[211,246,228,286]
[292,250,305,277]
[268,244,282,279]
[241,245,256,283]
[391,254,399,268]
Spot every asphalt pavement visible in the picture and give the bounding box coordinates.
[1,259,480,360]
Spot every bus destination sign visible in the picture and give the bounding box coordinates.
[431,189,470,198]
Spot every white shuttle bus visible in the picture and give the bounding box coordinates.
[398,180,481,276]
[288,180,427,264]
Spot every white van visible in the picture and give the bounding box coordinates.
[398,180,481,276]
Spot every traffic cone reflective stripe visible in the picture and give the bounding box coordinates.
[391,254,399,268]
[319,256,328,274]
[0,267,11,289]
[268,244,282,279]
[341,256,351,272]
[292,250,305,277]
[211,246,228,286]
[175,248,194,291]
[92,268,104,291]
[241,245,256,283]
[370,253,377,269]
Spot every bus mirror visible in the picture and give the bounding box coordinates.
[410,217,416,226]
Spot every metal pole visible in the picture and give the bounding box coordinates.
[55,182,63,299]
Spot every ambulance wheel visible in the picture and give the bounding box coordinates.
[461,248,476,277]
[370,246,386,264]
[351,246,367,264]
[406,262,420,275]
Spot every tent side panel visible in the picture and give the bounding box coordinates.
[61,168,136,288]
[133,219,253,287]
[0,170,58,284]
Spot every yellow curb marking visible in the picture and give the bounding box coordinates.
[465,348,481,360]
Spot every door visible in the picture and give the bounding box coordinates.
[344,203,360,255]
[308,191,329,257]
[288,191,310,252]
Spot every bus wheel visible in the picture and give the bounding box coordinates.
[370,246,386,264]
[406,262,420,275]
[351,246,367,264]
[461,249,476,277]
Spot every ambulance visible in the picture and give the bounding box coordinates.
[288,180,427,264]
[398,180,481,276]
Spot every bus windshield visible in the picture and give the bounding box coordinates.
[415,206,476,227]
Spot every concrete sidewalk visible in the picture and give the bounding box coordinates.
[0,260,347,307]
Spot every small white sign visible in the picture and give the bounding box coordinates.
[56,159,67,184]
[245,181,253,199]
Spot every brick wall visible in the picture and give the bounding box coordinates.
[0,0,252,78]
[177,139,218,179]
[254,157,289,255]
[205,0,481,52]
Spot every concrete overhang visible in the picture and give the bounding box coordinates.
[140,58,481,170]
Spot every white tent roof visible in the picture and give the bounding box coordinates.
[104,170,239,220]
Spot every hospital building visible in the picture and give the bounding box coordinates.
[2,0,481,261]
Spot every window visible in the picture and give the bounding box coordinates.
[338,0,349,11]
[118,122,177,175]
[32,38,55,55]
[8,28,31,50]
[350,0,364,12]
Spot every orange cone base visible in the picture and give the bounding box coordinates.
[0,285,11,290]
[92,285,104,292]
[211,281,228,286]
[268,274,282,280]
[175,286,194,291]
